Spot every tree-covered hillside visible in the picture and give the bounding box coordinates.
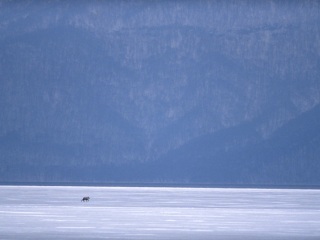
[0,0,319,185]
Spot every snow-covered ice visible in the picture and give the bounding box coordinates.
[0,186,320,239]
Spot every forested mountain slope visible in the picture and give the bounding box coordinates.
[0,1,319,185]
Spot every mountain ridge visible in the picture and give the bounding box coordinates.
[0,1,319,184]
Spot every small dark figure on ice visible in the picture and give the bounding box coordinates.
[81,196,90,202]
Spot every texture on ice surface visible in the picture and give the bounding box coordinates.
[0,186,320,239]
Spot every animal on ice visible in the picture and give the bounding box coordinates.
[81,196,90,202]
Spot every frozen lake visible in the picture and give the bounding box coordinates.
[0,186,320,239]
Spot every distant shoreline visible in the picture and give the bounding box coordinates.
[0,181,319,190]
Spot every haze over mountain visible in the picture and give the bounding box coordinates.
[1,0,320,185]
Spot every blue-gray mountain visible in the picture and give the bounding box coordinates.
[1,0,319,185]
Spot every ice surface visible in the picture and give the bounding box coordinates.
[0,186,320,239]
